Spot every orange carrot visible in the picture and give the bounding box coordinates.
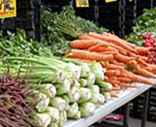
[88,44,103,51]
[114,53,134,63]
[70,40,97,49]
[80,34,129,55]
[107,64,124,70]
[127,60,156,77]
[89,32,137,54]
[110,60,125,66]
[107,79,120,87]
[119,83,137,88]
[79,34,94,40]
[67,49,114,61]
[127,71,155,85]
[102,33,137,49]
[88,45,115,52]
[117,77,132,83]
[136,47,151,56]
[106,70,121,77]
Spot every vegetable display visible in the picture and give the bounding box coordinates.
[0,6,156,127]
[0,55,112,127]
[68,32,156,89]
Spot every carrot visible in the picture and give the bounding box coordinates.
[137,59,156,73]
[103,33,137,49]
[127,71,155,85]
[70,40,97,49]
[117,77,132,83]
[79,34,94,40]
[67,49,114,61]
[88,45,115,52]
[100,51,118,55]
[127,60,156,77]
[106,70,121,77]
[80,34,128,55]
[119,83,137,88]
[127,52,147,61]
[137,58,149,67]
[114,53,134,63]
[88,44,103,51]
[136,47,150,56]
[107,80,120,87]
[71,58,91,63]
[107,64,124,70]
[89,32,137,54]
[110,60,125,66]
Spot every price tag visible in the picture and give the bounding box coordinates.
[75,0,89,8]
[105,0,117,3]
[0,0,16,18]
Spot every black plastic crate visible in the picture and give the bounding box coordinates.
[124,0,137,35]
[74,0,97,23]
[153,0,156,7]
[130,87,156,122]
[136,0,153,16]
[41,0,72,11]
[98,0,125,37]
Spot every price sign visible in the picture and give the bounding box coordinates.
[105,0,117,3]
[0,0,16,18]
[75,0,89,8]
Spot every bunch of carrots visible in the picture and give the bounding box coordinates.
[66,32,156,89]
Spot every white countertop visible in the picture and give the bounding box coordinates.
[64,83,152,127]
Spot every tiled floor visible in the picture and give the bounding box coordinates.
[129,118,156,127]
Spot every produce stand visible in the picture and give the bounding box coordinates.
[1,1,156,127]
[64,84,152,127]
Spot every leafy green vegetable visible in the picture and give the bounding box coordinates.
[127,8,156,46]
[41,6,108,56]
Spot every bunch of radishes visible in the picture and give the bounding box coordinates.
[142,32,156,64]
[143,32,156,47]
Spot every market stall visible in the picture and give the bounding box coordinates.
[0,1,156,127]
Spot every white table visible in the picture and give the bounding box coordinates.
[64,83,152,127]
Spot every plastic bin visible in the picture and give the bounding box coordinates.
[98,0,125,37]
[124,0,137,35]
[130,87,156,122]
[136,0,153,16]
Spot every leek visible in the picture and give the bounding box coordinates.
[79,88,92,103]
[80,102,96,117]
[47,107,60,122]
[90,62,104,81]
[35,91,50,112]
[40,84,56,98]
[51,97,68,111]
[34,113,51,127]
[67,103,80,119]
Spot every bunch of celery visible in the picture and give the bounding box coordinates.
[2,56,112,127]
